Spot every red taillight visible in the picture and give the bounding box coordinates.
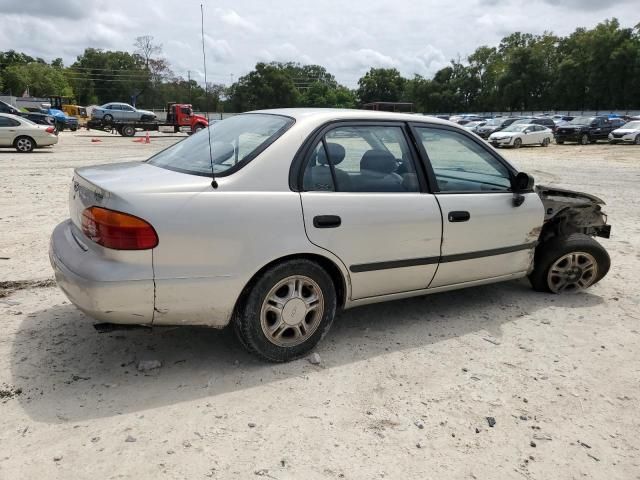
[81,207,158,250]
[46,127,55,134]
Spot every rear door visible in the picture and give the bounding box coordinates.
[411,124,544,288]
[298,122,443,300]
[0,116,19,146]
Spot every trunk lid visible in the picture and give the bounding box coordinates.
[70,161,210,229]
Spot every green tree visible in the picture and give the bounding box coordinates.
[3,62,73,97]
[356,68,406,104]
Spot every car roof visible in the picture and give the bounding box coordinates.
[247,108,453,127]
[0,112,24,121]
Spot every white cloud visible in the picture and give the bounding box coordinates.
[0,0,637,88]
[217,8,258,33]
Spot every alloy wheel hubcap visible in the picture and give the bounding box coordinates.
[260,275,324,347]
[17,139,31,151]
[547,251,598,293]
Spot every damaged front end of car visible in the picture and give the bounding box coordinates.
[536,185,611,242]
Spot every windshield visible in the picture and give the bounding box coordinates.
[465,121,482,127]
[148,113,294,176]
[484,118,501,126]
[512,118,534,125]
[569,116,594,125]
[622,121,640,129]
[501,124,529,133]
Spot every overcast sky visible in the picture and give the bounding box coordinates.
[0,0,637,87]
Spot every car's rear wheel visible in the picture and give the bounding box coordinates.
[14,136,35,153]
[234,259,337,362]
[121,125,136,137]
[580,134,589,145]
[103,114,114,124]
[635,134,640,145]
[529,233,610,293]
[513,138,522,149]
[541,137,550,147]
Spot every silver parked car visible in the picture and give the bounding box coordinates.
[50,109,612,362]
[91,102,156,123]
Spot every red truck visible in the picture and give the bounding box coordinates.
[87,102,209,136]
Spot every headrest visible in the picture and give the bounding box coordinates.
[360,150,397,174]
[212,141,235,164]
[317,142,346,165]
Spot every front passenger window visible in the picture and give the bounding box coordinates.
[416,127,512,192]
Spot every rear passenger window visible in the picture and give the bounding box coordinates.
[302,126,420,193]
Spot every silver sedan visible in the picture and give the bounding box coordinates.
[50,109,612,362]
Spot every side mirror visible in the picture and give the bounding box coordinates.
[513,172,534,192]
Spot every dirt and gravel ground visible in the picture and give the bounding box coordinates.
[1,130,639,479]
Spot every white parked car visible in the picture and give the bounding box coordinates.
[0,113,59,152]
[488,124,553,148]
[50,109,612,362]
[608,120,640,145]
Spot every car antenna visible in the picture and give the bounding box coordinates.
[201,3,218,189]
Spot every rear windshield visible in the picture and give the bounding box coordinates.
[148,113,294,176]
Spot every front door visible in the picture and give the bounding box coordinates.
[411,124,544,288]
[299,123,443,300]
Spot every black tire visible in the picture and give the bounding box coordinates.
[580,134,589,145]
[529,233,610,293]
[234,259,337,362]
[513,138,522,149]
[103,114,114,124]
[541,137,550,147]
[121,125,136,137]
[193,123,205,133]
[70,125,78,132]
[14,136,35,153]
[556,139,564,145]
[635,134,640,145]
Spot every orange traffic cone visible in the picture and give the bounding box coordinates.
[144,131,150,144]
[91,138,102,143]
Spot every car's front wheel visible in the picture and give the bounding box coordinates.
[635,134,640,145]
[529,233,610,293]
[580,134,590,145]
[513,138,522,149]
[234,259,337,362]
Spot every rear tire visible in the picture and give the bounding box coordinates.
[103,114,114,124]
[635,134,640,145]
[541,137,550,147]
[14,136,35,153]
[121,125,136,137]
[234,259,337,362]
[193,123,205,133]
[529,233,610,293]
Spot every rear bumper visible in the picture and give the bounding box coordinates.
[49,220,154,324]
[38,135,59,147]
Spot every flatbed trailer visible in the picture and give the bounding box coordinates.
[86,119,195,137]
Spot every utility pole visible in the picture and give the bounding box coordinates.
[188,70,192,103]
